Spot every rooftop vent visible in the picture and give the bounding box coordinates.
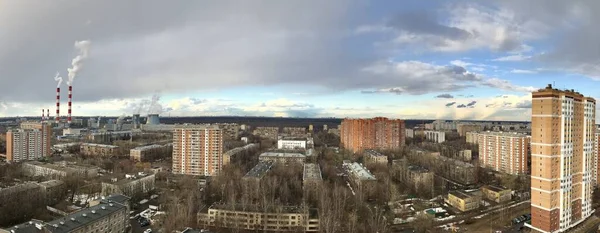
[52,224,58,228]
[60,221,65,225]
[82,214,87,217]
[109,203,114,206]
[91,210,96,214]
[70,218,75,221]
[101,206,106,210]
[28,221,33,225]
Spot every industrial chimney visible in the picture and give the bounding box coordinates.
[68,85,72,125]
[56,87,60,123]
[47,109,50,122]
[41,109,45,121]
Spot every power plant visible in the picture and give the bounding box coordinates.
[146,114,160,125]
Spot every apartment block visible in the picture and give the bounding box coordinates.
[130,144,171,162]
[595,132,600,186]
[6,122,52,162]
[2,194,130,233]
[478,132,529,175]
[457,124,482,137]
[80,143,119,157]
[528,85,595,233]
[259,152,306,164]
[447,190,481,212]
[405,129,414,138]
[253,127,279,140]
[198,204,319,232]
[481,185,511,203]
[424,130,446,143]
[342,161,377,190]
[340,117,405,153]
[466,131,480,144]
[223,143,259,166]
[101,172,155,197]
[393,158,434,195]
[303,163,322,191]
[22,161,99,179]
[364,149,388,164]
[277,139,307,150]
[172,124,223,176]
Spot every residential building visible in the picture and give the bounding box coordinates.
[340,117,405,153]
[259,152,306,164]
[303,163,322,191]
[457,124,482,137]
[282,127,307,137]
[458,150,473,162]
[432,120,459,131]
[481,185,511,203]
[22,161,99,179]
[364,149,388,164]
[393,158,434,196]
[466,131,479,144]
[277,139,307,150]
[342,161,377,190]
[172,124,223,176]
[2,195,130,233]
[223,143,259,166]
[596,132,600,186]
[243,161,274,183]
[198,204,319,232]
[253,127,279,140]
[528,85,596,233]
[424,130,446,143]
[216,123,240,140]
[101,172,155,197]
[478,132,529,175]
[447,190,481,212]
[405,128,414,138]
[130,144,171,162]
[328,128,340,136]
[6,122,51,162]
[80,143,119,157]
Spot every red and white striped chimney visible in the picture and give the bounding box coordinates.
[56,87,60,123]
[41,109,45,121]
[46,109,50,122]
[68,85,72,124]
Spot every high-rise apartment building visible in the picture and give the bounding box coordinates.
[6,122,52,162]
[340,117,405,153]
[595,132,600,186]
[172,125,223,176]
[527,85,595,233]
[478,132,529,175]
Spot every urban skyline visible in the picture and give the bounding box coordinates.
[1,1,600,121]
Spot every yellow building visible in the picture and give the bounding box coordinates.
[481,185,511,203]
[447,190,481,212]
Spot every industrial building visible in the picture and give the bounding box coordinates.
[528,85,596,233]
[172,124,223,176]
[340,117,405,153]
[478,131,529,175]
[198,204,319,232]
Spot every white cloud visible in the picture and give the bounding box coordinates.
[510,69,537,74]
[492,54,532,61]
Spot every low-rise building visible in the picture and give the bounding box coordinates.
[2,194,130,233]
[447,190,481,212]
[253,127,279,140]
[364,149,388,164]
[37,180,66,205]
[22,161,99,179]
[282,127,307,138]
[216,123,240,140]
[130,144,171,162]
[457,124,482,137]
[458,150,473,161]
[101,172,155,198]
[405,129,414,138]
[343,161,376,190]
[466,132,479,144]
[80,143,119,157]
[481,185,511,203]
[223,143,259,166]
[197,204,319,232]
[242,161,274,184]
[424,130,446,143]
[393,158,434,195]
[277,139,307,150]
[303,163,322,191]
[259,152,306,164]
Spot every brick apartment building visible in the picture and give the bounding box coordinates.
[340,117,405,153]
[527,85,595,233]
[6,122,52,162]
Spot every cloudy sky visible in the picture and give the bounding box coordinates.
[1,0,599,121]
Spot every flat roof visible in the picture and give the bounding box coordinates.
[103,173,154,186]
[224,144,258,156]
[174,124,220,130]
[408,165,430,173]
[259,152,306,158]
[303,163,322,181]
[483,185,508,193]
[45,202,126,233]
[81,143,118,149]
[449,190,474,199]
[477,131,528,137]
[364,149,386,157]
[244,161,274,178]
[131,144,164,151]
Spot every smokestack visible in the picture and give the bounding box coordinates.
[56,87,60,123]
[68,85,72,125]
[42,109,45,121]
[47,109,50,122]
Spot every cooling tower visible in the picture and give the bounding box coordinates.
[132,114,141,129]
[146,114,160,125]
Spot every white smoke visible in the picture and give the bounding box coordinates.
[53,72,63,88]
[147,94,163,115]
[67,40,91,86]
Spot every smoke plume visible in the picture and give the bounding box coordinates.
[67,40,91,85]
[148,94,163,114]
[53,72,63,88]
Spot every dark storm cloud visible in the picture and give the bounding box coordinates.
[456,104,467,108]
[466,101,477,107]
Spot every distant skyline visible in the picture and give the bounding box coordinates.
[1,1,600,121]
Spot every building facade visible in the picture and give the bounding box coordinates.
[80,143,119,157]
[595,132,600,186]
[101,173,155,197]
[466,131,479,144]
[172,125,223,176]
[340,117,405,153]
[130,144,170,162]
[528,85,596,233]
[457,124,482,137]
[6,122,52,162]
[478,132,529,175]
[447,190,481,212]
[364,149,388,164]
[481,185,511,203]
[424,130,446,143]
[277,139,307,150]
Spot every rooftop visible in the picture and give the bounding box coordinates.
[259,152,306,158]
[483,185,508,193]
[303,163,322,181]
[449,190,475,200]
[343,162,376,181]
[80,143,119,149]
[37,180,64,188]
[408,165,430,173]
[478,131,529,138]
[244,161,274,178]
[224,144,258,156]
[131,144,164,151]
[102,172,154,186]
[174,124,220,130]
[45,202,126,233]
[364,149,386,157]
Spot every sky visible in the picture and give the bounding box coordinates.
[1,0,600,121]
